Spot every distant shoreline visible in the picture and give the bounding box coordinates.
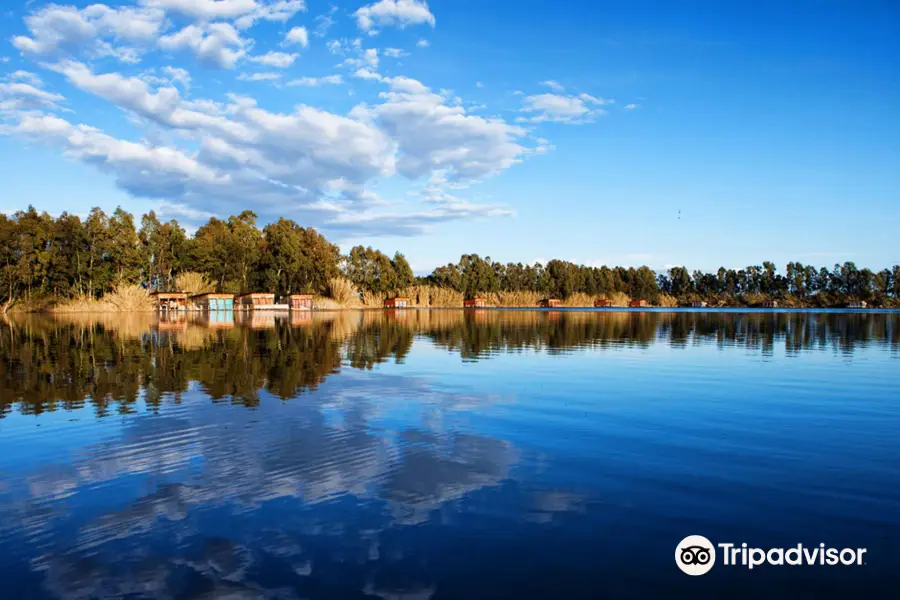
[9,306,899,315]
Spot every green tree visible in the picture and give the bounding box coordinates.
[392,252,414,291]
[107,208,141,285]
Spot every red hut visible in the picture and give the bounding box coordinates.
[464,298,486,308]
[285,294,313,311]
[236,293,283,310]
[150,292,188,312]
[594,299,612,308]
[384,297,409,308]
[629,299,648,308]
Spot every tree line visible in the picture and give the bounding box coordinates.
[1,205,899,308]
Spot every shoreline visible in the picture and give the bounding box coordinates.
[10,306,899,315]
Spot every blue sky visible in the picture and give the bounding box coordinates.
[0,0,897,274]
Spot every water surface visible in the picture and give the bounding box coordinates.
[1,310,898,599]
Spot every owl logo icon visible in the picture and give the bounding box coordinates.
[676,535,716,575]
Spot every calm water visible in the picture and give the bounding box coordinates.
[1,310,898,599]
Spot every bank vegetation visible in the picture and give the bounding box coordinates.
[2,206,898,312]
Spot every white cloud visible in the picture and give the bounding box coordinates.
[141,0,259,20]
[520,93,608,124]
[284,26,308,48]
[233,0,307,29]
[341,47,379,69]
[540,80,565,92]
[416,39,429,48]
[237,72,281,81]
[624,103,639,110]
[49,60,254,140]
[355,0,435,33]
[286,75,343,86]
[158,23,249,69]
[353,68,383,81]
[0,70,66,116]
[363,48,379,68]
[13,3,165,62]
[162,66,192,90]
[7,71,44,87]
[15,114,223,183]
[19,61,400,225]
[0,82,66,114]
[314,6,337,37]
[3,0,540,239]
[248,51,298,68]
[475,81,484,88]
[353,75,528,181]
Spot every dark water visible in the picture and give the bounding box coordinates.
[1,310,898,599]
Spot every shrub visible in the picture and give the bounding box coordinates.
[175,272,215,296]
[656,293,679,307]
[327,277,360,305]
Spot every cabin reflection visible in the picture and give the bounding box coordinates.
[204,310,235,329]
[290,311,313,327]
[384,308,408,321]
[155,312,188,332]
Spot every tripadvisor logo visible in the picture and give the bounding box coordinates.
[676,535,716,576]
[675,536,867,575]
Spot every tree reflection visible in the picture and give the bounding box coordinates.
[1,310,897,418]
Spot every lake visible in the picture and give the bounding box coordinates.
[1,310,898,599]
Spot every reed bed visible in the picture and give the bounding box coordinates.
[52,285,154,313]
[656,293,679,307]
[327,277,361,306]
[174,272,215,296]
[562,293,595,307]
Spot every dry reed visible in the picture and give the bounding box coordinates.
[327,277,360,306]
[656,293,679,307]
[174,272,215,296]
[52,284,154,313]
[562,293,594,307]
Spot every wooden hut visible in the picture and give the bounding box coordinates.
[629,299,648,308]
[285,294,314,311]
[762,300,778,308]
[539,298,561,308]
[690,301,707,308]
[150,292,187,312]
[464,298,486,308]
[191,293,234,311]
[384,297,409,308]
[235,293,286,310]
[594,299,612,308]
[848,301,867,308]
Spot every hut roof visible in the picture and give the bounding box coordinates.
[189,293,234,300]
